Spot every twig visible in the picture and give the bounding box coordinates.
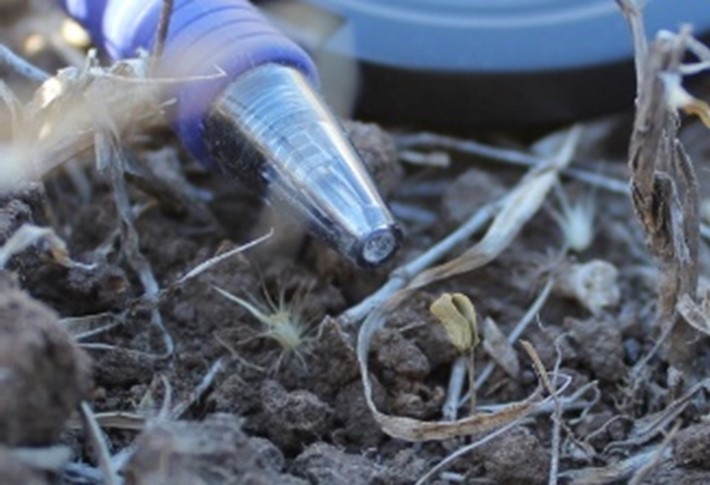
[62,461,105,484]
[80,402,120,485]
[344,125,582,326]
[415,417,528,485]
[389,201,438,226]
[442,355,468,421]
[394,131,628,194]
[606,378,710,454]
[170,358,224,419]
[628,421,679,485]
[341,198,501,325]
[97,131,174,357]
[175,232,272,285]
[472,277,555,394]
[619,0,702,375]
[0,44,49,85]
[559,446,659,483]
[151,0,174,74]
[477,381,600,417]
[407,125,582,289]
[547,335,567,485]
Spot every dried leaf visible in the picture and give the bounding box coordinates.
[661,72,710,128]
[482,317,520,378]
[677,292,710,336]
[356,301,564,441]
[408,125,582,290]
[621,3,702,374]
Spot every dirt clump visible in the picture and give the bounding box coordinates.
[673,421,710,469]
[0,270,92,446]
[290,441,379,485]
[480,426,549,485]
[123,414,306,485]
[564,315,626,383]
[257,379,333,455]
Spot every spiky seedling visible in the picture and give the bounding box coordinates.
[213,285,311,372]
[548,185,597,253]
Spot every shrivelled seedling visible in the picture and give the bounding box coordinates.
[553,259,621,315]
[430,292,480,419]
[213,285,313,373]
[0,223,93,270]
[548,185,597,253]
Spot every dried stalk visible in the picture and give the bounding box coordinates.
[620,0,703,375]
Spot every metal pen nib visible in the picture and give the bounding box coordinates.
[203,64,400,267]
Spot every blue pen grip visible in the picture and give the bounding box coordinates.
[57,0,318,164]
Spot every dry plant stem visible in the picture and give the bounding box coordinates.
[628,421,679,485]
[175,230,273,285]
[151,0,175,74]
[477,381,599,416]
[397,129,710,241]
[341,199,501,324]
[438,472,465,483]
[344,127,580,325]
[98,131,174,357]
[410,125,581,287]
[547,337,567,485]
[466,353,475,415]
[170,358,224,419]
[395,131,629,194]
[389,201,437,226]
[69,318,124,341]
[71,412,146,431]
[418,346,570,485]
[414,417,527,485]
[442,351,476,420]
[471,277,555,396]
[605,378,710,454]
[560,446,660,484]
[399,148,450,167]
[621,0,702,375]
[65,463,108,485]
[156,374,173,419]
[63,462,105,483]
[66,233,270,349]
[64,159,93,201]
[617,0,649,91]
[405,132,710,241]
[81,401,120,485]
[443,355,467,421]
[355,127,580,441]
[0,44,49,85]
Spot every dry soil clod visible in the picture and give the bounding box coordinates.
[0,270,92,446]
[123,414,305,485]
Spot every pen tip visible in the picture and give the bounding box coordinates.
[357,225,400,268]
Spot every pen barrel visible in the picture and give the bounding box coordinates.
[56,0,318,164]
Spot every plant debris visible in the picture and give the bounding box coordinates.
[1,1,710,484]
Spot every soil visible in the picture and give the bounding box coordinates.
[2,2,710,484]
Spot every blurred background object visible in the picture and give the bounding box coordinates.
[260,0,710,128]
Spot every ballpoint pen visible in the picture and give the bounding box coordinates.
[56,0,400,268]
